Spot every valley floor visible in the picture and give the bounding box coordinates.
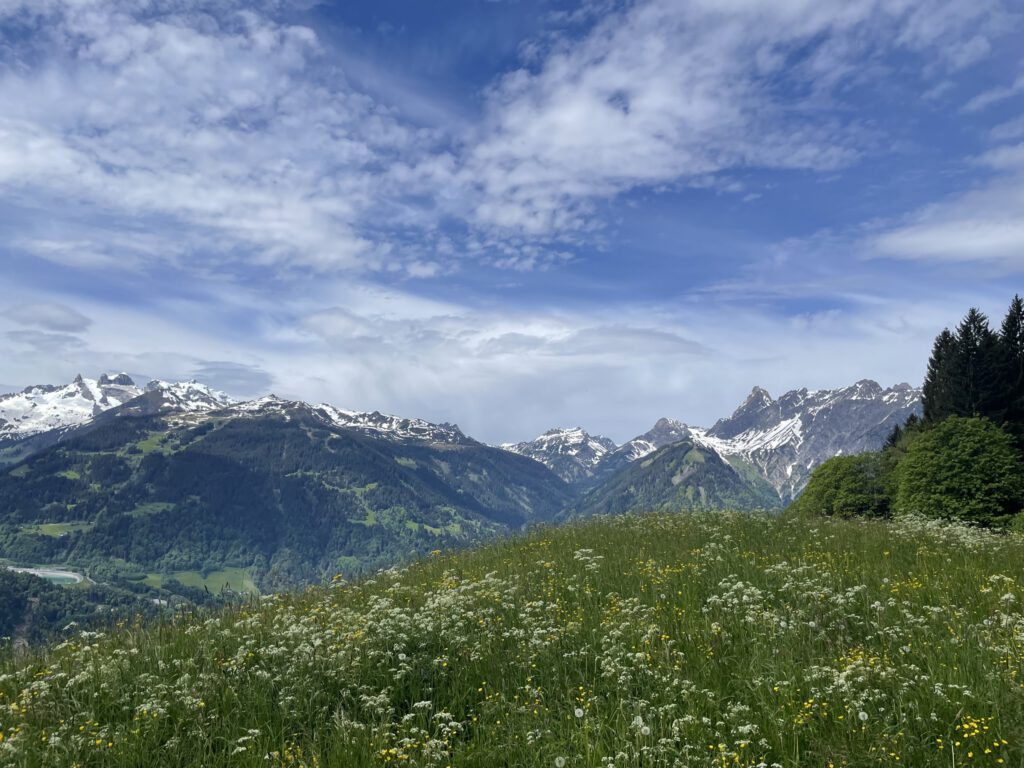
[1,511,1022,767]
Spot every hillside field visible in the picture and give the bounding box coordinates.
[1,511,1022,767]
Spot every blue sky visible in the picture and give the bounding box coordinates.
[1,0,1022,444]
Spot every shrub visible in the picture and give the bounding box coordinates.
[788,452,889,518]
[893,416,1024,526]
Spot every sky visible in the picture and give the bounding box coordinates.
[0,0,1022,445]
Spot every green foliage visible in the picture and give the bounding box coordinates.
[572,439,781,517]
[787,453,889,519]
[923,297,1024,433]
[892,416,1024,526]
[999,295,1024,444]
[803,296,1024,523]
[0,568,175,644]
[2,512,1023,766]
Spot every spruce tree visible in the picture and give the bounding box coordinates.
[999,295,1024,439]
[884,422,903,449]
[951,307,1001,418]
[922,329,956,423]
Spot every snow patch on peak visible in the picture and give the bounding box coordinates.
[316,404,469,444]
[218,397,468,444]
[503,426,617,484]
[1,373,145,441]
[145,380,235,412]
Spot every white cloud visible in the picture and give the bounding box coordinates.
[992,116,1024,141]
[0,0,1012,273]
[2,302,93,332]
[0,1,428,273]
[871,139,1024,268]
[456,0,1006,240]
[0,265,1008,444]
[963,73,1024,112]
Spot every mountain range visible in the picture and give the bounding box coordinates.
[0,372,921,594]
[506,379,922,501]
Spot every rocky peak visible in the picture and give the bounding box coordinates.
[99,373,136,387]
[709,386,782,439]
[502,426,617,485]
[697,380,923,500]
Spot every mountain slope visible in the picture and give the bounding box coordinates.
[0,398,570,591]
[0,374,235,465]
[572,438,781,517]
[502,427,616,483]
[586,417,694,485]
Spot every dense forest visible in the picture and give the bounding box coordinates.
[792,296,1024,526]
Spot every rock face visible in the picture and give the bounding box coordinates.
[514,379,923,503]
[503,427,617,484]
[694,380,922,500]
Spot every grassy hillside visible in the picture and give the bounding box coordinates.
[1,511,1022,766]
[573,440,782,517]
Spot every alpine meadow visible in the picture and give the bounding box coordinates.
[2,1,1024,766]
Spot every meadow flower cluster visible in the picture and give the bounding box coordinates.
[0,511,1022,766]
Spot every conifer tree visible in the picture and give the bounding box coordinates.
[883,422,902,449]
[922,329,956,423]
[951,307,1001,418]
[999,294,1024,439]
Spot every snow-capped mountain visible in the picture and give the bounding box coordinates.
[503,427,617,483]
[0,373,144,443]
[222,396,472,445]
[517,380,922,500]
[586,418,694,484]
[1,372,474,453]
[0,373,235,445]
[145,380,236,413]
[693,380,921,499]
[607,417,693,462]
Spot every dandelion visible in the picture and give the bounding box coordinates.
[858,711,869,722]
[640,726,651,736]
[555,757,566,767]
[574,708,584,719]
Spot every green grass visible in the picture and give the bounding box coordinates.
[20,521,95,537]
[134,432,173,455]
[2,511,1024,767]
[143,567,258,594]
[127,502,175,518]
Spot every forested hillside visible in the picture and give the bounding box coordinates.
[0,404,569,592]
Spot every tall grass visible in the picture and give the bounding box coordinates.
[1,511,1022,767]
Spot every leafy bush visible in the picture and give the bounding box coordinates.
[892,416,1024,526]
[787,452,889,518]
